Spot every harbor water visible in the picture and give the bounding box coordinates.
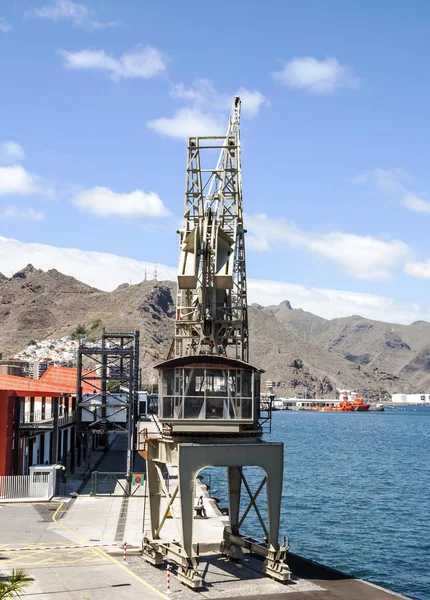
[202,406,430,600]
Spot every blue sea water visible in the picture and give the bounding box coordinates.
[202,406,430,600]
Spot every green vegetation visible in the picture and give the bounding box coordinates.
[90,318,102,330]
[70,324,86,340]
[0,569,30,599]
[107,380,121,393]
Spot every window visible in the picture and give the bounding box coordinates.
[205,370,228,396]
[242,371,252,397]
[184,370,205,396]
[162,370,174,396]
[184,396,204,419]
[160,366,255,421]
[163,397,174,419]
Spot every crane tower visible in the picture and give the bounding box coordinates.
[175,96,248,361]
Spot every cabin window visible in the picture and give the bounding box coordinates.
[162,369,174,396]
[160,366,256,421]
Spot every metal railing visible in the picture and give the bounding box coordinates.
[58,411,76,426]
[22,410,53,424]
[91,471,128,496]
[21,410,76,426]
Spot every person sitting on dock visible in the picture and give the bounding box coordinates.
[195,495,207,518]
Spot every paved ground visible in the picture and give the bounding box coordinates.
[0,435,167,599]
[0,501,408,600]
[0,502,168,600]
[126,553,324,599]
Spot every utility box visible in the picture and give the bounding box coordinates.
[29,465,58,499]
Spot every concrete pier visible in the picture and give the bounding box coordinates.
[0,433,410,599]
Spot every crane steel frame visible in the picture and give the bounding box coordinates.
[175,97,248,361]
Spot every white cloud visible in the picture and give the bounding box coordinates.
[59,46,166,81]
[352,168,410,195]
[148,79,268,140]
[171,80,268,118]
[0,235,428,324]
[272,56,359,94]
[0,236,177,289]
[147,107,225,139]
[0,165,50,196]
[354,169,430,279]
[237,88,269,118]
[0,206,43,221]
[353,167,430,215]
[0,17,12,33]
[402,192,430,214]
[0,141,25,163]
[26,0,118,30]
[404,260,430,279]
[72,186,170,218]
[246,213,411,281]
[247,279,430,324]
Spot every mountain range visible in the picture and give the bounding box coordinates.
[0,265,428,399]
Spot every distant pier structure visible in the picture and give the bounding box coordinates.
[141,98,290,588]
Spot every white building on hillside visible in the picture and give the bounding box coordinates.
[391,394,430,404]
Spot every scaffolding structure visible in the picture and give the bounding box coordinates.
[76,331,140,479]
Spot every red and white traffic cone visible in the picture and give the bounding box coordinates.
[166,563,171,594]
[123,540,127,564]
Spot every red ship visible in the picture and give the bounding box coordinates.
[321,394,370,412]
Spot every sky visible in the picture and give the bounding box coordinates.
[1,0,430,324]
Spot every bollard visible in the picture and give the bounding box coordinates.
[123,540,127,564]
[166,563,171,594]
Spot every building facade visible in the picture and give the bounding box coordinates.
[0,366,93,476]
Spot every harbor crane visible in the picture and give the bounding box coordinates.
[174,95,248,362]
[142,97,290,588]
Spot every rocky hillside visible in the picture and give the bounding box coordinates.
[0,265,426,398]
[0,265,175,384]
[260,300,430,395]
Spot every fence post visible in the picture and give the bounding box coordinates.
[91,471,97,496]
[166,563,171,594]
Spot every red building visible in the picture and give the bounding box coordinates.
[0,366,94,476]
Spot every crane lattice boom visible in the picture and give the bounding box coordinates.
[174,96,248,361]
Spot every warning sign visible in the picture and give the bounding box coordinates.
[132,473,145,486]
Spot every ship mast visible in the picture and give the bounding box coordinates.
[174,96,248,361]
